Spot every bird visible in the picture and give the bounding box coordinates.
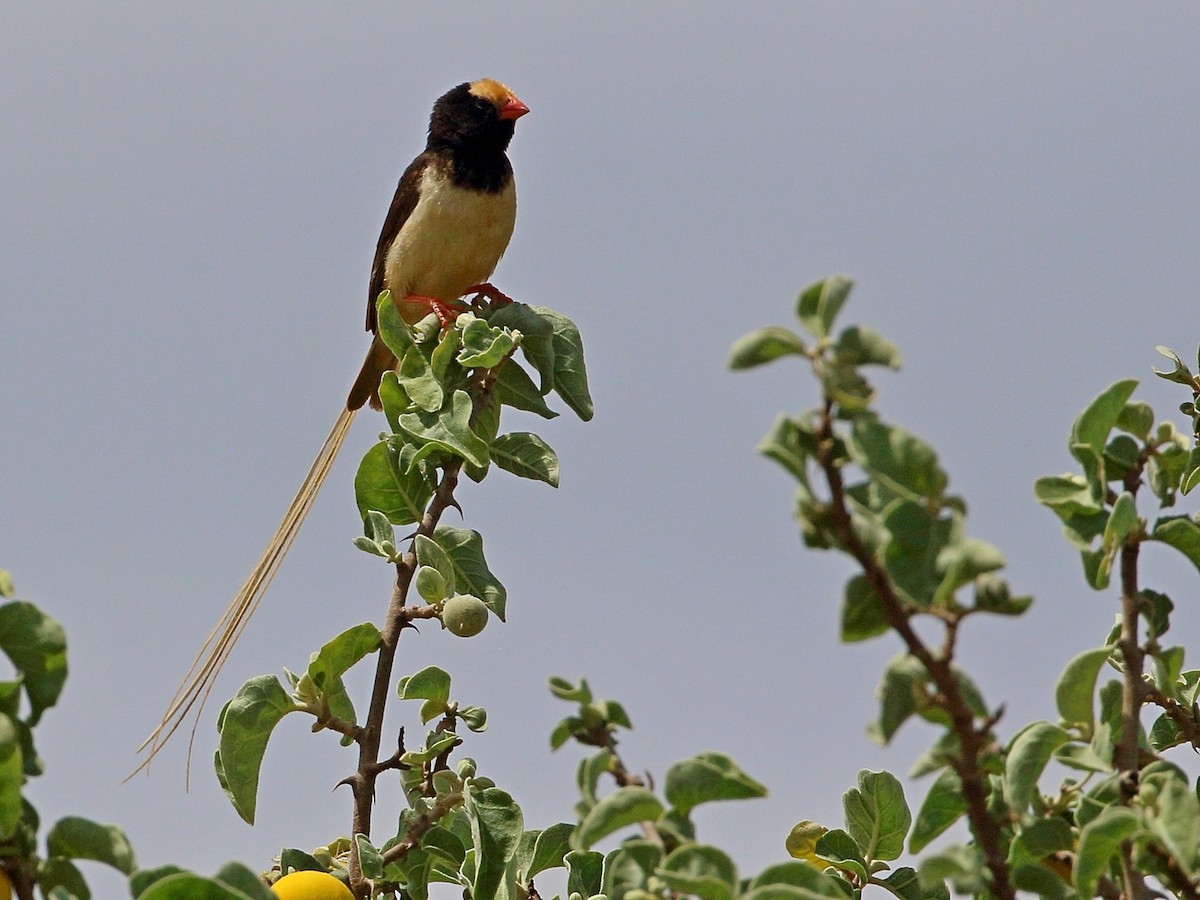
[136,79,529,773]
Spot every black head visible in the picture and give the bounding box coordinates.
[427,79,529,156]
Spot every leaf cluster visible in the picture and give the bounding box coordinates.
[0,570,136,900]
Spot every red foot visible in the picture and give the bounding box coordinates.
[463,283,514,307]
[401,294,470,327]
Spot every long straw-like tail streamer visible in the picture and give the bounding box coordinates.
[130,405,357,780]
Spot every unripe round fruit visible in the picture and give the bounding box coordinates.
[271,869,353,900]
[442,594,489,637]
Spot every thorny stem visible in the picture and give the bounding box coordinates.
[1115,469,1156,900]
[345,348,515,897]
[812,398,1015,900]
[348,465,462,894]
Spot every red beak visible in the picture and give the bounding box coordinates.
[499,95,530,121]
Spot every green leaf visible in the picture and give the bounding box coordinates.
[757,415,818,484]
[1004,721,1070,813]
[397,666,452,704]
[490,303,556,392]
[1034,474,1103,516]
[421,824,467,867]
[494,304,592,420]
[355,440,436,526]
[457,316,517,368]
[0,600,68,723]
[356,833,384,879]
[39,858,90,900]
[1010,863,1070,899]
[656,844,737,900]
[375,291,417,358]
[46,816,136,874]
[835,325,901,369]
[491,433,560,487]
[137,872,255,900]
[871,654,923,744]
[908,768,965,854]
[879,866,947,900]
[1071,380,1139,457]
[564,849,604,899]
[749,861,843,893]
[879,501,947,606]
[575,749,614,809]
[1055,646,1113,732]
[433,526,507,621]
[796,275,853,340]
[1153,346,1196,386]
[843,770,910,862]
[664,752,767,815]
[600,840,663,899]
[0,570,12,598]
[0,713,22,836]
[398,389,490,468]
[1115,401,1154,440]
[402,731,459,764]
[1074,806,1140,898]
[971,575,1033,616]
[403,344,449,419]
[214,674,299,824]
[916,844,986,894]
[415,535,457,597]
[574,787,664,850]
[306,623,381,695]
[1180,446,1200,496]
[728,326,807,370]
[740,884,849,900]
[129,866,189,898]
[524,822,575,878]
[459,705,488,733]
[812,829,866,881]
[840,575,889,642]
[548,676,592,704]
[1103,491,1139,550]
[534,306,593,421]
[849,419,946,502]
[1150,779,1200,876]
[1151,516,1200,574]
[494,361,558,419]
[1007,817,1073,869]
[415,566,448,604]
[212,863,275,900]
[467,786,523,900]
[398,344,444,414]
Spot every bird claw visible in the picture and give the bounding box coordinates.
[463,283,514,308]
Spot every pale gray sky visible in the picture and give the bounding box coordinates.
[3,3,1200,895]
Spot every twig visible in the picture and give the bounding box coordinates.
[812,398,1015,900]
[345,348,514,896]
[1142,690,1200,750]
[1147,843,1200,900]
[378,791,465,867]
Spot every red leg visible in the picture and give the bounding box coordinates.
[463,283,514,307]
[401,294,470,327]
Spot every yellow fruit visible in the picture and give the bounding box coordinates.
[0,869,11,900]
[271,869,353,900]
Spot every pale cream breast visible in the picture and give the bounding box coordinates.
[384,164,517,301]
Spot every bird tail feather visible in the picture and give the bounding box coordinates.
[129,405,356,780]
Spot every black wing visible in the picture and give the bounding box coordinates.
[366,151,431,333]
